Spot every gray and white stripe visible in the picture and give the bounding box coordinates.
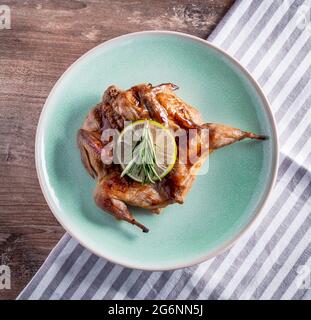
[18,0,311,300]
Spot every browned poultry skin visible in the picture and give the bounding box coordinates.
[77,83,266,232]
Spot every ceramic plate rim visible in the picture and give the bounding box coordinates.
[35,30,279,271]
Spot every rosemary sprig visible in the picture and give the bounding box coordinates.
[121,121,166,184]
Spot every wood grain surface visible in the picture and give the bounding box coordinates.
[0,0,234,299]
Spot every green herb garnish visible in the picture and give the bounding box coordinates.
[121,120,166,184]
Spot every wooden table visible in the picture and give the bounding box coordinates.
[0,0,234,299]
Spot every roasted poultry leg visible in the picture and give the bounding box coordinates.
[77,83,266,232]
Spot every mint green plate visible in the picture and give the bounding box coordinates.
[36,31,278,270]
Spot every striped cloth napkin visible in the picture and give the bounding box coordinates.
[19,0,311,300]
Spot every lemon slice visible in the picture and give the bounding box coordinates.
[117,120,177,183]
